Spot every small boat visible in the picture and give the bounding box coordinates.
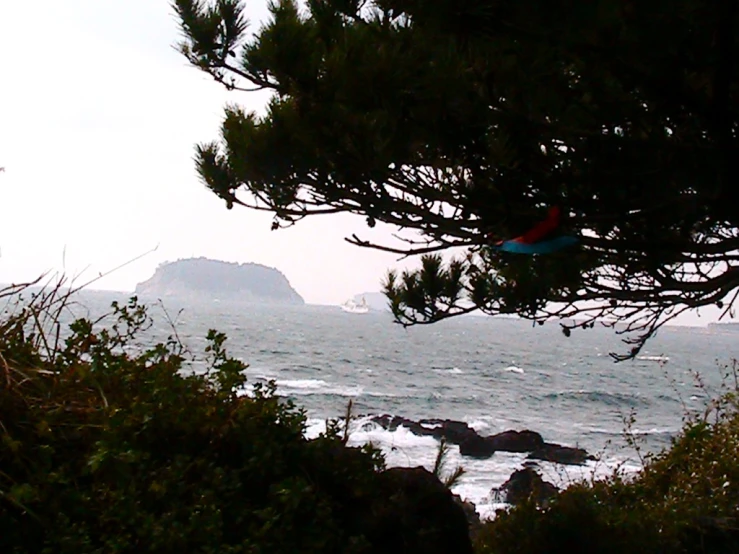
[341,296,370,314]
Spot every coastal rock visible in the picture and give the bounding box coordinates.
[419,418,479,444]
[370,414,425,434]
[369,415,479,446]
[135,257,304,305]
[527,443,595,465]
[452,493,482,541]
[458,435,496,458]
[369,414,432,437]
[459,430,545,459]
[488,429,545,452]
[368,415,593,465]
[301,444,472,553]
[366,467,474,554]
[494,467,558,506]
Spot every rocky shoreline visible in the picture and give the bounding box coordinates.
[366,414,595,466]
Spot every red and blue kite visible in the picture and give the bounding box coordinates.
[493,206,579,254]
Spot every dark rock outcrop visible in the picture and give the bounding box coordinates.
[368,415,487,455]
[303,444,474,554]
[494,467,558,506]
[452,493,482,542]
[459,429,545,458]
[490,429,546,452]
[420,418,479,445]
[365,467,474,554]
[458,434,497,458]
[369,415,478,445]
[369,414,593,465]
[528,443,595,465]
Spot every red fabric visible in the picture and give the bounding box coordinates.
[511,206,561,244]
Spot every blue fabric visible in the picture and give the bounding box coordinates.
[495,235,579,254]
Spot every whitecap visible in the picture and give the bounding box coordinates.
[271,378,364,397]
[503,365,524,374]
[466,418,494,433]
[433,367,464,375]
[637,355,670,363]
[274,378,328,389]
[630,427,676,436]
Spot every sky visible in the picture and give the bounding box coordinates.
[0,0,421,305]
[0,1,729,324]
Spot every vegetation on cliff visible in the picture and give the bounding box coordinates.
[135,257,304,305]
[1,280,738,553]
[0,284,478,553]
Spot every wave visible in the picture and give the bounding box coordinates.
[655,394,682,404]
[631,427,676,436]
[265,377,421,400]
[433,367,464,375]
[584,426,677,437]
[262,377,364,397]
[637,355,670,363]
[256,376,478,402]
[274,378,328,389]
[257,348,293,356]
[542,389,649,407]
[503,365,524,374]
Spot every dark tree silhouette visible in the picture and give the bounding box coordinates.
[174,0,739,359]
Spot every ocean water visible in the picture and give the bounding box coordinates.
[36,290,739,518]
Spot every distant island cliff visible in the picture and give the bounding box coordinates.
[135,258,304,305]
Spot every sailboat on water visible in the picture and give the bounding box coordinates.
[340,295,370,314]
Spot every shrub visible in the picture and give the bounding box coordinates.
[0,288,385,554]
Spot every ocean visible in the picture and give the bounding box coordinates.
[33,290,739,518]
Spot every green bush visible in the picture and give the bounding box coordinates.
[475,373,739,554]
[0,290,385,554]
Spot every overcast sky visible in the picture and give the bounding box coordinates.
[0,1,730,324]
[0,0,424,306]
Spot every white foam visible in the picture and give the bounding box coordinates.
[419,421,442,430]
[630,427,676,436]
[638,355,670,362]
[270,378,364,397]
[305,419,327,439]
[503,365,524,374]
[434,367,464,375]
[465,418,495,433]
[275,378,328,389]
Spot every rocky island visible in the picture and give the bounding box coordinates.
[135,258,304,305]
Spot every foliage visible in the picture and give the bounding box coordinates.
[173,0,739,360]
[0,285,386,554]
[474,373,739,554]
[432,438,465,490]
